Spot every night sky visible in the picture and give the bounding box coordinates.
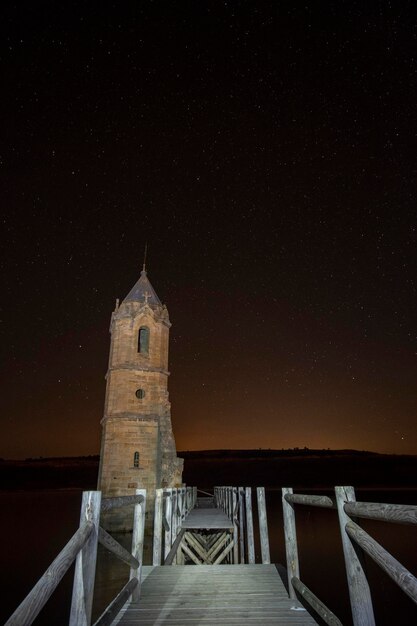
[2,2,416,459]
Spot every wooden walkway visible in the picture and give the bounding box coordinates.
[115,565,318,625]
[181,507,234,530]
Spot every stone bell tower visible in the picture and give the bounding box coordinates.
[98,265,183,532]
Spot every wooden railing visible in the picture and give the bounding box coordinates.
[282,485,417,626]
[214,486,270,564]
[5,489,146,626]
[152,486,196,565]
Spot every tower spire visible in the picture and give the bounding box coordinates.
[142,242,148,273]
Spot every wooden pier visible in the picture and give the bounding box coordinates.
[5,485,417,626]
[115,564,317,625]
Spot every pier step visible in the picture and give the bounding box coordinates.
[116,564,318,625]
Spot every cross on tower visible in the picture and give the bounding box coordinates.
[143,291,150,304]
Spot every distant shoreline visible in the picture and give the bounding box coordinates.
[1,449,416,491]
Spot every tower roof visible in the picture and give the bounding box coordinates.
[123,269,162,306]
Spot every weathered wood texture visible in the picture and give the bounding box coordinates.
[5,522,93,626]
[245,486,255,564]
[284,494,334,509]
[100,494,144,512]
[238,486,246,563]
[292,577,343,626]
[344,501,417,525]
[152,488,164,565]
[164,529,186,565]
[99,526,139,568]
[164,488,173,560]
[282,487,300,600]
[181,507,234,530]
[257,487,271,564]
[116,564,318,625]
[335,486,375,626]
[346,519,417,605]
[93,578,138,626]
[129,488,146,603]
[70,490,101,626]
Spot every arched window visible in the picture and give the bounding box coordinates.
[138,326,150,354]
[133,451,140,468]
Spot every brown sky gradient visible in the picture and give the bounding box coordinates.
[1,2,416,458]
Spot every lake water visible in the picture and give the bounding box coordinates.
[1,487,416,625]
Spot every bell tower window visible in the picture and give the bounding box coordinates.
[133,451,140,468]
[138,326,150,354]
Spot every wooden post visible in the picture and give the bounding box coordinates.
[164,489,173,562]
[232,487,239,564]
[130,489,146,603]
[335,486,375,626]
[238,487,245,563]
[245,487,255,564]
[70,490,101,626]
[257,487,270,564]
[282,487,300,601]
[177,489,184,564]
[152,489,163,565]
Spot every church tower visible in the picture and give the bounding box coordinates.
[98,266,183,531]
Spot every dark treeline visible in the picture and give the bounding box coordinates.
[1,450,417,491]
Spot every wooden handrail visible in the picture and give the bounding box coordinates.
[284,493,334,508]
[93,578,139,626]
[291,577,343,626]
[100,494,144,512]
[5,522,93,626]
[5,489,146,626]
[344,501,417,525]
[346,519,417,605]
[283,486,417,625]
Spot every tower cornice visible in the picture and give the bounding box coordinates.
[106,365,170,376]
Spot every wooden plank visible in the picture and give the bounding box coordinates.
[213,538,235,564]
[335,486,375,626]
[181,507,234,530]
[116,564,318,626]
[282,487,300,601]
[183,532,211,564]
[346,519,417,604]
[206,532,229,561]
[257,487,270,564]
[180,540,203,565]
